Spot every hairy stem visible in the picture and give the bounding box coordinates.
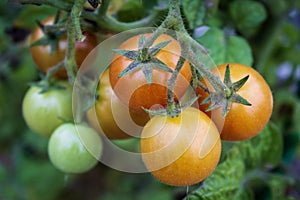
[72,0,86,42]
[167,56,186,114]
[45,61,64,81]
[98,0,111,16]
[20,0,165,33]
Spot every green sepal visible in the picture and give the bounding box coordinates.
[201,96,211,105]
[232,75,249,91]
[117,60,142,78]
[141,63,153,85]
[151,58,173,73]
[27,79,66,94]
[149,40,171,56]
[115,33,173,84]
[142,96,200,118]
[30,37,50,47]
[49,40,58,55]
[224,64,232,85]
[222,101,231,117]
[231,93,252,106]
[181,95,200,110]
[142,107,167,116]
[138,34,146,49]
[202,64,252,117]
[30,19,66,55]
[206,101,222,112]
[112,49,138,60]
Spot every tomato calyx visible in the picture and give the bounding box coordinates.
[201,64,252,117]
[142,95,200,118]
[30,18,66,55]
[28,78,67,94]
[113,35,173,85]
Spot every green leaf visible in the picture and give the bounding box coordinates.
[227,36,253,66]
[14,5,57,29]
[117,0,145,22]
[237,122,283,169]
[267,174,294,200]
[186,148,246,200]
[181,0,206,30]
[229,0,267,37]
[195,27,253,67]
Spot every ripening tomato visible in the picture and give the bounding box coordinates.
[196,63,273,141]
[30,16,98,78]
[48,123,102,174]
[140,107,221,186]
[109,33,191,113]
[86,70,150,139]
[22,81,73,137]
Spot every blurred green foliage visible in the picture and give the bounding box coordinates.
[0,0,300,199]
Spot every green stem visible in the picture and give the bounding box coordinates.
[64,0,86,83]
[45,61,64,81]
[167,56,186,115]
[20,0,73,11]
[42,24,66,35]
[98,0,111,16]
[164,0,228,93]
[66,16,77,83]
[72,0,86,42]
[20,0,165,33]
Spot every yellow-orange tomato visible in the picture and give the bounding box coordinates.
[196,63,273,141]
[30,16,98,79]
[86,70,149,139]
[109,33,191,113]
[140,107,221,186]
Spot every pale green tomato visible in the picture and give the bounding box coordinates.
[22,81,73,137]
[48,123,103,174]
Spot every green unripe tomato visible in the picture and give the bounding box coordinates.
[22,81,73,137]
[48,123,103,174]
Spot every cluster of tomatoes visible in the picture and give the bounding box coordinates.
[22,16,273,187]
[22,16,102,174]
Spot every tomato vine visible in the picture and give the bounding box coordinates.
[7,0,298,199]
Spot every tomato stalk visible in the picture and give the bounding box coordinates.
[20,0,166,33]
[166,56,186,116]
[97,0,111,16]
[64,0,86,83]
[45,62,65,82]
[165,0,229,93]
[139,0,232,116]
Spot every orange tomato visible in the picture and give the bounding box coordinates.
[109,33,191,113]
[86,70,149,139]
[196,63,273,141]
[30,16,98,78]
[140,107,221,186]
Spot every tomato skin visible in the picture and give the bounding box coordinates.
[22,81,73,137]
[86,70,150,139]
[30,16,98,78]
[196,63,273,141]
[140,107,221,186]
[109,33,191,113]
[48,123,102,173]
